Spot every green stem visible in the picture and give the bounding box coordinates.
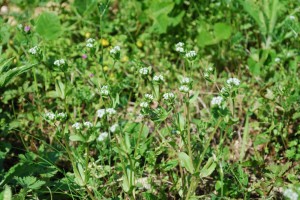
[186,94,192,158]
[185,118,221,199]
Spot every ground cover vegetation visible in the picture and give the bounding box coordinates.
[0,0,300,199]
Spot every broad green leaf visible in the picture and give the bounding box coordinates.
[73,0,97,15]
[214,23,232,41]
[36,12,62,40]
[197,30,215,47]
[178,152,194,174]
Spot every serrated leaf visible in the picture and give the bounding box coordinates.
[178,152,194,174]
[36,12,62,40]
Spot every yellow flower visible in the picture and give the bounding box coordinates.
[103,66,108,71]
[85,32,91,38]
[121,56,129,63]
[100,39,109,47]
[109,73,116,81]
[136,40,143,48]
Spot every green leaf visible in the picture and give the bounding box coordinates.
[0,185,12,200]
[36,12,62,40]
[15,176,45,190]
[0,63,36,88]
[69,134,86,142]
[162,159,178,171]
[200,158,217,178]
[178,152,194,174]
[214,23,232,41]
[73,0,97,15]
[197,30,215,47]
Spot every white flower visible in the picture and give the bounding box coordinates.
[220,87,228,94]
[145,94,154,101]
[86,38,95,43]
[72,122,82,130]
[275,57,280,63]
[175,42,184,47]
[110,45,121,55]
[181,77,191,84]
[139,67,149,75]
[57,112,67,120]
[29,46,39,55]
[97,132,108,141]
[208,66,214,72]
[97,109,106,118]
[283,188,298,200]
[135,177,151,190]
[289,15,296,21]
[226,78,240,87]
[83,121,93,128]
[45,112,55,120]
[140,102,149,108]
[106,108,116,115]
[109,123,118,133]
[163,92,175,100]
[179,85,189,93]
[175,47,184,53]
[153,74,164,82]
[59,59,65,65]
[185,50,197,58]
[86,43,93,48]
[54,59,65,66]
[204,73,209,78]
[211,96,223,107]
[100,85,109,95]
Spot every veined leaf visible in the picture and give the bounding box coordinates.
[178,152,194,174]
[36,12,62,40]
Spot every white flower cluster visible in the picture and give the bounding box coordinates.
[45,112,67,121]
[45,112,55,121]
[283,188,298,200]
[145,94,154,101]
[185,50,197,58]
[179,76,192,93]
[83,121,93,128]
[181,77,191,84]
[86,38,95,48]
[109,123,118,133]
[226,78,240,87]
[135,177,151,190]
[96,108,117,118]
[72,122,82,130]
[179,85,190,93]
[29,46,39,55]
[140,102,149,108]
[97,132,108,141]
[139,67,149,75]
[275,57,280,63]
[175,42,184,53]
[289,15,296,21]
[109,45,120,55]
[153,74,164,82]
[211,96,223,107]
[54,59,65,67]
[163,92,175,100]
[100,85,109,95]
[72,121,93,130]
